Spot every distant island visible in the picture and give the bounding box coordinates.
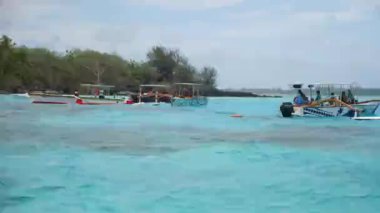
[0,35,281,98]
[204,89,282,98]
[239,88,380,96]
[0,35,217,93]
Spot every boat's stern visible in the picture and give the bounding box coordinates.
[280,102,295,117]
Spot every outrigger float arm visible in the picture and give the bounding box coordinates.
[304,98,362,112]
[357,99,380,104]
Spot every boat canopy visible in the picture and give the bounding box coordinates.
[139,84,170,94]
[313,83,359,90]
[291,83,359,91]
[174,83,202,86]
[117,91,136,95]
[290,82,361,102]
[139,84,170,88]
[172,82,204,97]
[291,83,359,89]
[80,84,115,89]
[292,84,303,89]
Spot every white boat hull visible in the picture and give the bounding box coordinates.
[352,116,380,120]
[293,103,379,117]
[12,93,30,98]
[29,95,125,104]
[29,95,75,104]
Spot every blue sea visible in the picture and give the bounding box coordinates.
[1,95,380,212]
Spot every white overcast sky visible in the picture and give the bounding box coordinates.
[1,0,380,88]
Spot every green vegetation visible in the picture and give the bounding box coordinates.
[0,35,217,93]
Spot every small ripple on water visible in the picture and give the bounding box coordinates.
[29,185,66,193]
[2,195,35,207]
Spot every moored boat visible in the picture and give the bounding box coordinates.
[171,83,208,107]
[28,84,130,105]
[29,91,75,104]
[78,84,128,103]
[132,84,172,105]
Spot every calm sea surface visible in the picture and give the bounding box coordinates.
[1,95,380,212]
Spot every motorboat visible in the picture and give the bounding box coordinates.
[280,83,379,118]
[76,84,128,104]
[29,84,129,105]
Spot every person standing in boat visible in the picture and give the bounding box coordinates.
[347,90,356,104]
[341,91,349,103]
[329,92,337,106]
[315,90,322,102]
[294,90,309,105]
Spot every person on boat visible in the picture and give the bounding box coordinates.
[146,90,155,98]
[99,90,105,99]
[300,90,309,103]
[347,90,356,104]
[294,90,309,105]
[329,92,337,106]
[341,91,348,103]
[183,88,191,98]
[315,90,322,102]
[74,90,79,97]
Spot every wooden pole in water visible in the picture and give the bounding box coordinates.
[308,98,361,112]
[139,87,142,103]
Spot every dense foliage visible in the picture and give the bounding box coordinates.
[0,35,217,93]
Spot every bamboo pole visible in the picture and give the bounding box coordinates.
[305,98,361,112]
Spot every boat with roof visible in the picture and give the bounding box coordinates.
[171,83,208,107]
[280,83,379,118]
[28,90,74,105]
[131,84,172,105]
[74,83,129,105]
[29,84,130,105]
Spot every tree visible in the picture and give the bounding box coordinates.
[0,35,16,77]
[130,63,159,85]
[147,46,176,82]
[147,46,195,83]
[0,35,219,93]
[0,36,31,91]
[173,64,196,83]
[199,66,218,88]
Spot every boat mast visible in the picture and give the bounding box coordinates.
[93,61,105,85]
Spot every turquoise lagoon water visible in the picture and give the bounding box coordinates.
[1,95,380,212]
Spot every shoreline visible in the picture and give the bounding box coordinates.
[2,89,283,98]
